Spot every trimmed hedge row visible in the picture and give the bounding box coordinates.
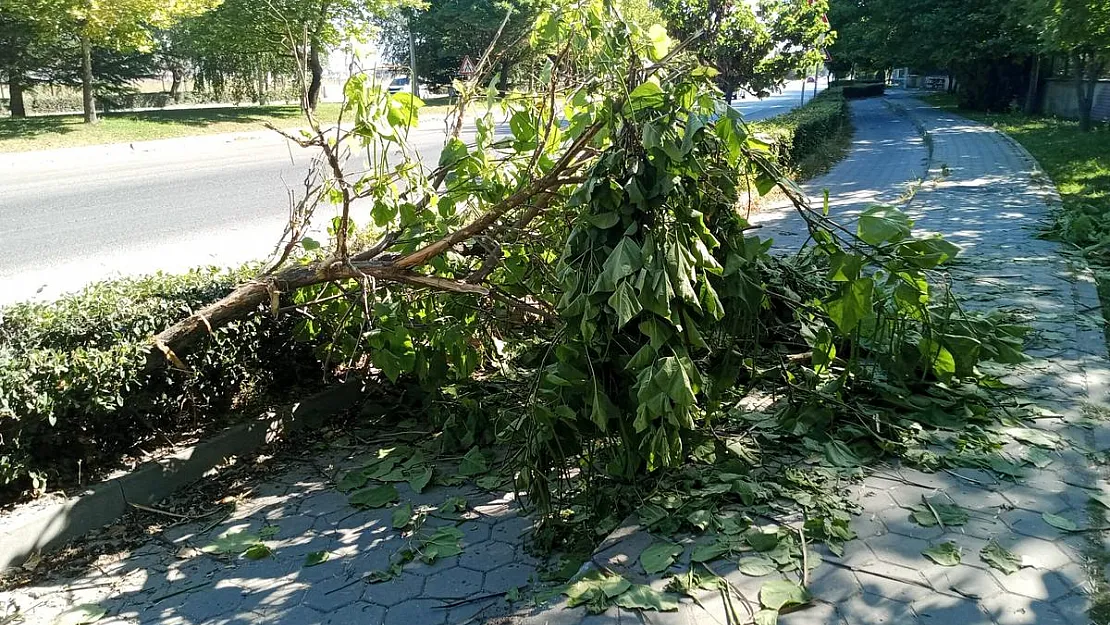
[755,88,851,173]
[0,268,320,504]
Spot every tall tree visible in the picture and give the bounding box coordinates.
[1038,0,1110,130]
[27,0,221,123]
[378,0,542,90]
[656,0,831,102]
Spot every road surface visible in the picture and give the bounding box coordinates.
[0,82,825,305]
[732,78,827,121]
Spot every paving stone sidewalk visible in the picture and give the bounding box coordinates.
[0,446,540,625]
[518,94,1110,625]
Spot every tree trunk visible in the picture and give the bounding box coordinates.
[306,40,323,111]
[497,59,510,95]
[169,68,183,103]
[1023,55,1041,115]
[8,74,27,118]
[81,34,98,124]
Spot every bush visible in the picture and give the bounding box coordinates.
[0,268,321,504]
[755,89,850,173]
[841,83,885,99]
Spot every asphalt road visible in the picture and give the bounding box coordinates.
[0,80,826,305]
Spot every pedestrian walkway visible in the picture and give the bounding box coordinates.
[0,447,540,625]
[521,95,1110,624]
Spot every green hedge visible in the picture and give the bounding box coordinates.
[0,268,320,504]
[755,89,851,173]
[842,83,885,99]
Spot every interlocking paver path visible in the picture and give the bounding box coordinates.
[0,446,539,625]
[518,94,1110,624]
[3,95,1109,625]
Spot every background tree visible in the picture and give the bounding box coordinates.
[49,0,220,123]
[1037,0,1110,131]
[655,0,831,103]
[378,0,542,91]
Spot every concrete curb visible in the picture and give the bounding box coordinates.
[0,379,365,572]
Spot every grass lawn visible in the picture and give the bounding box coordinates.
[0,96,457,153]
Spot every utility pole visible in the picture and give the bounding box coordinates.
[813,65,819,99]
[407,10,418,98]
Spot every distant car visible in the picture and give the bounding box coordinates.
[388,75,411,94]
[806,77,816,83]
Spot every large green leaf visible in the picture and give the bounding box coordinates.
[627,80,665,111]
[759,580,809,610]
[349,484,399,509]
[640,541,684,575]
[1042,512,1079,532]
[922,542,962,566]
[417,526,464,563]
[857,205,911,245]
[597,238,643,291]
[980,540,1022,575]
[738,555,778,577]
[910,497,968,527]
[202,531,261,555]
[824,277,874,333]
[458,447,488,477]
[614,584,680,611]
[608,281,643,328]
[690,541,728,563]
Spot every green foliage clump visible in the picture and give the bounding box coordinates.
[755,89,850,174]
[0,268,318,502]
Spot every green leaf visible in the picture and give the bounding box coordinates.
[754,609,779,625]
[738,556,778,577]
[1090,493,1110,510]
[242,544,273,560]
[857,205,911,245]
[1006,427,1058,449]
[824,277,874,333]
[458,447,488,477]
[598,238,643,291]
[349,484,399,509]
[417,526,464,563]
[981,540,1022,575]
[745,531,780,552]
[203,531,261,555]
[1042,512,1079,532]
[406,466,433,494]
[1023,447,1054,468]
[627,80,665,111]
[586,211,621,229]
[690,541,728,563]
[392,502,414,529]
[824,440,861,468]
[922,542,962,566]
[759,580,809,610]
[258,524,280,539]
[53,604,107,625]
[304,551,330,567]
[565,570,632,610]
[687,508,713,531]
[608,281,643,328]
[640,542,684,575]
[910,498,968,527]
[614,584,680,611]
